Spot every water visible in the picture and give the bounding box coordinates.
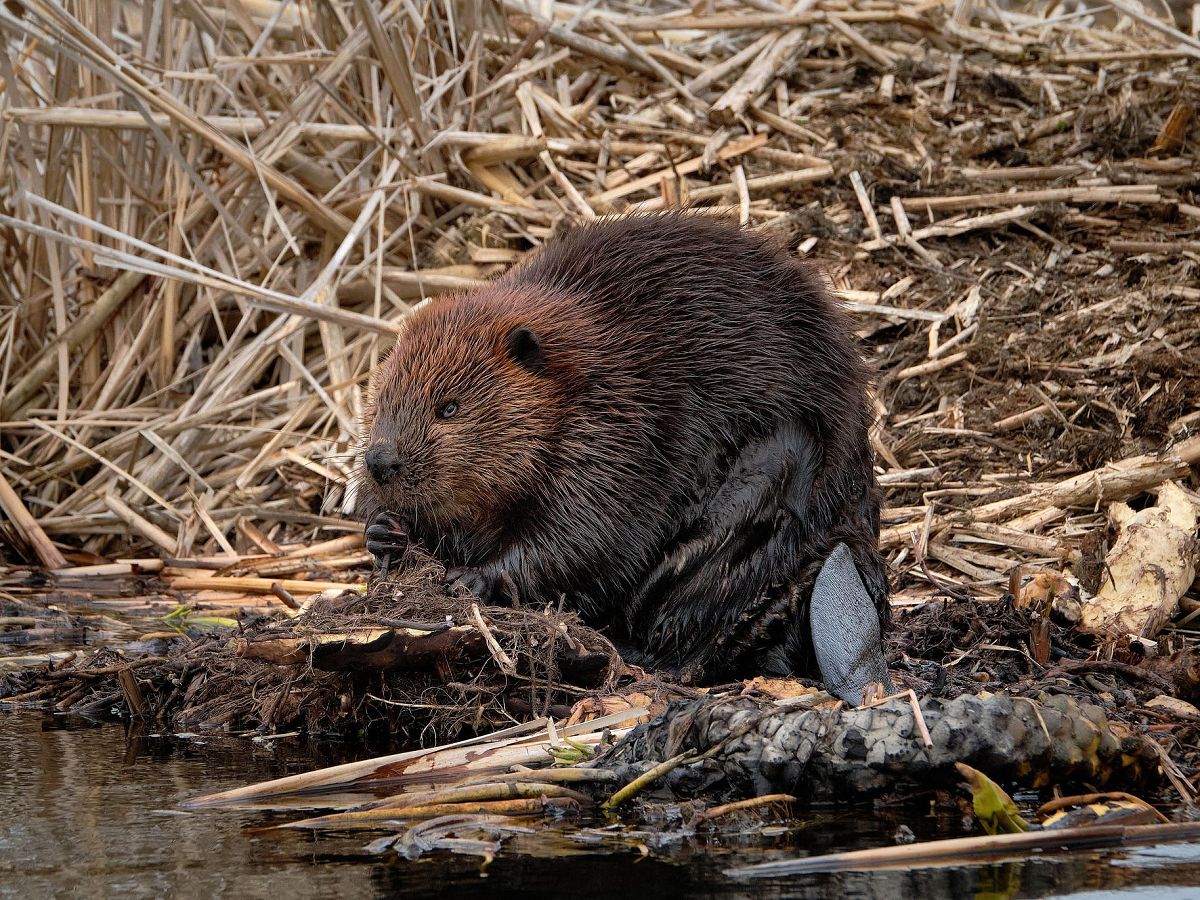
[2,711,1199,899]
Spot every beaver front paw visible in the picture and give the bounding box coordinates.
[445,565,501,603]
[365,511,411,572]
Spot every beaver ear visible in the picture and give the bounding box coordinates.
[505,327,545,373]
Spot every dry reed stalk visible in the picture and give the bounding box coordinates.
[0,0,1194,621]
[0,471,68,568]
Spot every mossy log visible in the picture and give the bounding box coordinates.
[599,693,1162,803]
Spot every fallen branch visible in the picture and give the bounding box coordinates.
[601,692,1160,804]
[882,435,1200,548]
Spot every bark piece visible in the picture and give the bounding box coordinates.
[601,692,1161,802]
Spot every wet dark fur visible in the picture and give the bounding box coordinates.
[358,214,886,683]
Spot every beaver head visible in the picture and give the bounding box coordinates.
[360,285,581,531]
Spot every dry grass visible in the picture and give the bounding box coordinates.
[0,0,1198,619]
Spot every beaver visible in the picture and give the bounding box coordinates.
[357,213,892,702]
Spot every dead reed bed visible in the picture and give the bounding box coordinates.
[0,0,1198,622]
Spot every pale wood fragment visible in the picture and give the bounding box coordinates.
[169,575,362,594]
[849,171,882,242]
[882,437,1200,549]
[590,135,767,205]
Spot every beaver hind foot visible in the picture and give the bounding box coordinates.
[612,420,890,702]
[810,543,894,704]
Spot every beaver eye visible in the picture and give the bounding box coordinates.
[439,401,459,420]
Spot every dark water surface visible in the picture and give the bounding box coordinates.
[3,711,1200,899]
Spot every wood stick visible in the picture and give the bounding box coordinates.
[992,403,1064,431]
[1051,49,1194,63]
[1109,240,1200,254]
[709,5,812,124]
[1004,507,1068,534]
[276,534,365,559]
[951,523,1073,559]
[591,134,767,205]
[960,165,1088,181]
[861,206,1033,250]
[686,31,776,93]
[889,197,911,240]
[412,177,554,224]
[841,302,947,322]
[828,15,895,69]
[508,14,658,76]
[849,171,882,241]
[731,823,1200,877]
[463,136,547,166]
[893,352,969,380]
[630,163,833,211]
[899,185,1160,214]
[51,560,166,576]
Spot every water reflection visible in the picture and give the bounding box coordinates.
[1,711,1198,900]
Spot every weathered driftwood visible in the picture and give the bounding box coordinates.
[729,821,1200,878]
[1080,481,1199,639]
[600,693,1161,803]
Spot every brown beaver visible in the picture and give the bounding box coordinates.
[357,213,891,702]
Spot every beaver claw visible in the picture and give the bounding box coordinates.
[445,566,499,603]
[365,512,411,572]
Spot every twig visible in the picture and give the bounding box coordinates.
[603,750,696,809]
[470,602,517,675]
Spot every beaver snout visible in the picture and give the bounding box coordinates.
[365,444,407,484]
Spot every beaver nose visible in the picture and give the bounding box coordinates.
[365,444,406,483]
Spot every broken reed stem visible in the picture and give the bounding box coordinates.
[0,471,68,568]
[103,495,176,554]
[169,574,361,594]
[899,185,1160,213]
